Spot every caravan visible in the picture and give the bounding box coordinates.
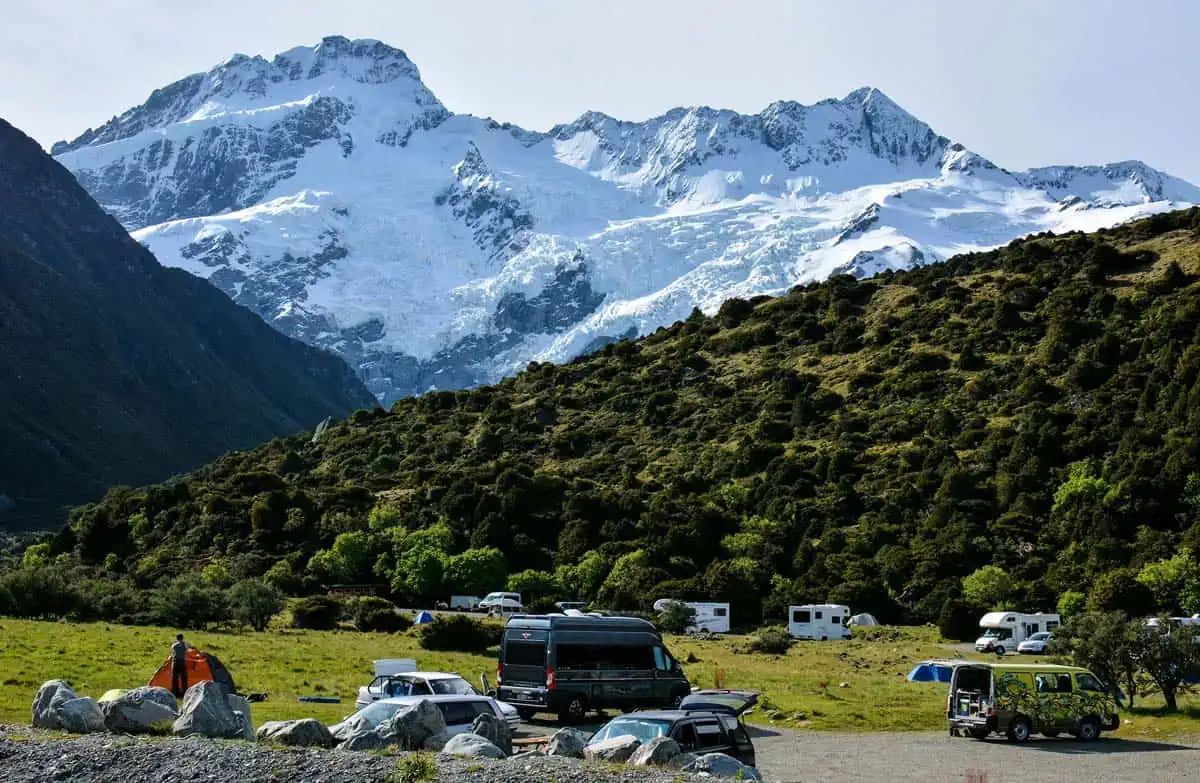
[652,599,731,633]
[975,612,1060,655]
[787,604,851,640]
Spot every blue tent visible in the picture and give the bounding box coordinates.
[907,660,955,683]
[413,610,434,625]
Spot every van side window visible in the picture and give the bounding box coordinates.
[792,610,811,624]
[557,643,655,670]
[831,616,841,625]
[675,722,696,749]
[815,611,823,620]
[653,646,668,671]
[695,720,724,748]
[1056,674,1073,693]
[714,607,727,617]
[1075,673,1105,693]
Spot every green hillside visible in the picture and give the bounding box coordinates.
[31,208,1200,624]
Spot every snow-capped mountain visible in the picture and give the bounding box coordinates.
[54,36,1200,404]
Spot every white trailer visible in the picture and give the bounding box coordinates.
[653,599,731,633]
[788,604,851,640]
[975,611,1061,654]
[449,595,481,611]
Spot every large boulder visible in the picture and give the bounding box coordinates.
[32,680,76,729]
[227,693,254,740]
[628,737,682,767]
[583,734,641,763]
[336,727,390,752]
[172,681,242,739]
[102,690,178,734]
[56,697,106,734]
[441,732,506,759]
[545,727,587,758]
[423,730,450,752]
[123,686,177,713]
[470,711,512,756]
[680,752,763,781]
[257,719,335,748]
[377,699,447,750]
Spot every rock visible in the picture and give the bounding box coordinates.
[628,737,682,767]
[330,714,370,743]
[56,698,106,734]
[227,693,254,740]
[422,730,450,752]
[839,681,850,688]
[124,686,178,713]
[377,699,447,750]
[583,734,641,763]
[681,752,763,781]
[441,732,506,759]
[32,680,77,729]
[470,711,511,756]
[336,728,390,752]
[545,727,587,758]
[102,691,178,734]
[257,719,335,748]
[172,681,242,739]
[792,712,808,722]
[669,751,699,770]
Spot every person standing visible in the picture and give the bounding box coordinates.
[171,633,191,697]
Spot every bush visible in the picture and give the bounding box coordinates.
[416,614,498,653]
[290,595,344,630]
[523,597,559,614]
[230,579,286,631]
[937,596,979,642]
[749,626,793,655]
[657,601,697,635]
[353,596,409,632]
[151,575,228,629]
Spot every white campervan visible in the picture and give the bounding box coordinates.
[975,611,1060,654]
[652,599,731,633]
[788,604,851,640]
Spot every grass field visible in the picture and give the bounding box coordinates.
[1,619,1198,738]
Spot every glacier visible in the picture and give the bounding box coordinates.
[53,36,1200,404]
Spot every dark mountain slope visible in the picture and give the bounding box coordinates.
[56,208,1200,624]
[0,118,376,529]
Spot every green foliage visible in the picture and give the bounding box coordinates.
[229,579,285,631]
[20,543,51,570]
[961,566,1013,609]
[151,575,227,630]
[351,596,408,633]
[390,547,445,606]
[1133,622,1200,711]
[290,595,343,630]
[506,569,559,603]
[1056,590,1087,619]
[385,753,437,783]
[657,600,698,635]
[1137,550,1200,616]
[1056,611,1140,708]
[749,626,793,655]
[415,614,497,653]
[936,597,978,642]
[443,547,506,597]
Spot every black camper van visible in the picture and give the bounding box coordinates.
[496,615,691,722]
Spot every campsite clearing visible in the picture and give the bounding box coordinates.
[1,619,1199,737]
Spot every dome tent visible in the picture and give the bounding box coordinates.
[847,613,879,627]
[149,649,236,697]
[906,660,956,683]
[413,610,434,625]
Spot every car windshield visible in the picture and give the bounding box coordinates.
[589,718,671,745]
[983,629,1011,639]
[430,677,477,696]
[1028,633,1051,641]
[355,701,405,727]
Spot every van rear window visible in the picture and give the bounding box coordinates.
[505,641,546,667]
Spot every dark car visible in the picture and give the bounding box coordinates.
[586,691,758,766]
[496,614,691,722]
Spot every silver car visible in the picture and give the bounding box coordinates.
[330,694,509,741]
[355,671,521,730]
[1016,631,1053,654]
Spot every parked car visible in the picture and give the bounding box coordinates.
[355,671,520,730]
[947,662,1118,742]
[478,592,523,616]
[496,614,690,722]
[585,690,758,766]
[330,694,510,741]
[1016,632,1053,655]
[974,611,1060,655]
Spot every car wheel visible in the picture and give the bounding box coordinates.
[559,696,586,724]
[994,646,1006,656]
[517,708,537,721]
[1076,716,1101,742]
[1006,716,1032,743]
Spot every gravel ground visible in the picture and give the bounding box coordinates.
[0,726,715,783]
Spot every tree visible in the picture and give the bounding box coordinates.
[556,551,608,601]
[390,546,445,605]
[307,531,376,584]
[443,547,507,597]
[1137,549,1200,615]
[229,579,285,631]
[290,595,343,630]
[937,596,978,642]
[1056,611,1139,708]
[1056,590,1087,619]
[1132,621,1200,711]
[599,550,665,609]
[20,543,51,570]
[506,569,560,603]
[1087,568,1155,617]
[961,565,1013,609]
[657,600,697,634]
[152,575,227,630]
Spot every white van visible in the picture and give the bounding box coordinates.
[975,611,1060,655]
[478,592,523,616]
[653,599,731,633]
[450,595,481,611]
[788,604,851,640]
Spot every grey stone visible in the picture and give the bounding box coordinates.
[122,686,177,713]
[422,730,450,752]
[680,752,763,781]
[32,680,77,730]
[172,681,242,739]
[583,734,641,763]
[227,693,254,740]
[627,737,682,767]
[470,711,511,756]
[441,732,506,759]
[256,719,335,748]
[336,727,389,752]
[545,727,587,758]
[55,697,106,734]
[102,693,177,734]
[377,699,447,750]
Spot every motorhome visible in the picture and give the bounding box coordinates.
[787,604,851,640]
[652,599,731,633]
[975,612,1061,655]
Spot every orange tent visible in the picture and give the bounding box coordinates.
[149,649,237,697]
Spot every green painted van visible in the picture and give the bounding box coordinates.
[947,662,1119,742]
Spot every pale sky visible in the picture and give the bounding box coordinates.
[3,0,1198,183]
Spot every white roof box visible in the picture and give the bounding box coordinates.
[373,658,417,676]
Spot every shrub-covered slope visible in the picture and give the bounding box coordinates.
[0,119,377,530]
[57,209,1200,623]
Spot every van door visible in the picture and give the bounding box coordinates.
[652,645,685,707]
[502,637,547,689]
[1034,672,1076,733]
[790,608,812,638]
